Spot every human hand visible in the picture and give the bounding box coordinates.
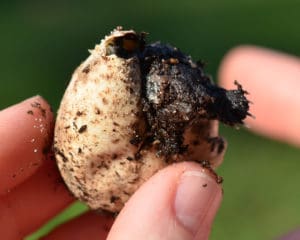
[219,45,300,240]
[0,96,222,240]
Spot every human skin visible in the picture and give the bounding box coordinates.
[219,45,300,240]
[1,45,299,240]
[219,45,300,147]
[0,97,222,239]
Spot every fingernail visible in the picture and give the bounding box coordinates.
[174,170,222,235]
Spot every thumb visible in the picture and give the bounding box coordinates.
[107,162,223,240]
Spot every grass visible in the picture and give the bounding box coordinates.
[1,1,300,239]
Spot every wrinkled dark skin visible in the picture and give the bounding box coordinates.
[140,43,250,155]
[112,34,250,156]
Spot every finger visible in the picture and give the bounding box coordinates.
[0,96,54,194]
[0,154,74,239]
[277,228,300,240]
[108,162,222,240]
[42,211,114,240]
[218,46,300,146]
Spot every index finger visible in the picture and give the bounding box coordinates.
[218,46,300,146]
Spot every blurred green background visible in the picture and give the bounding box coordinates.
[1,0,300,239]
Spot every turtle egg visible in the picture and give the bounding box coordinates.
[54,27,250,212]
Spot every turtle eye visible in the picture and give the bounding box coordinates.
[105,33,141,58]
[122,37,139,52]
[121,32,140,52]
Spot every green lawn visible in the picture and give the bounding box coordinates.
[1,1,300,239]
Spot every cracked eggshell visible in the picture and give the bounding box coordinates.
[54,30,165,212]
[54,29,225,212]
